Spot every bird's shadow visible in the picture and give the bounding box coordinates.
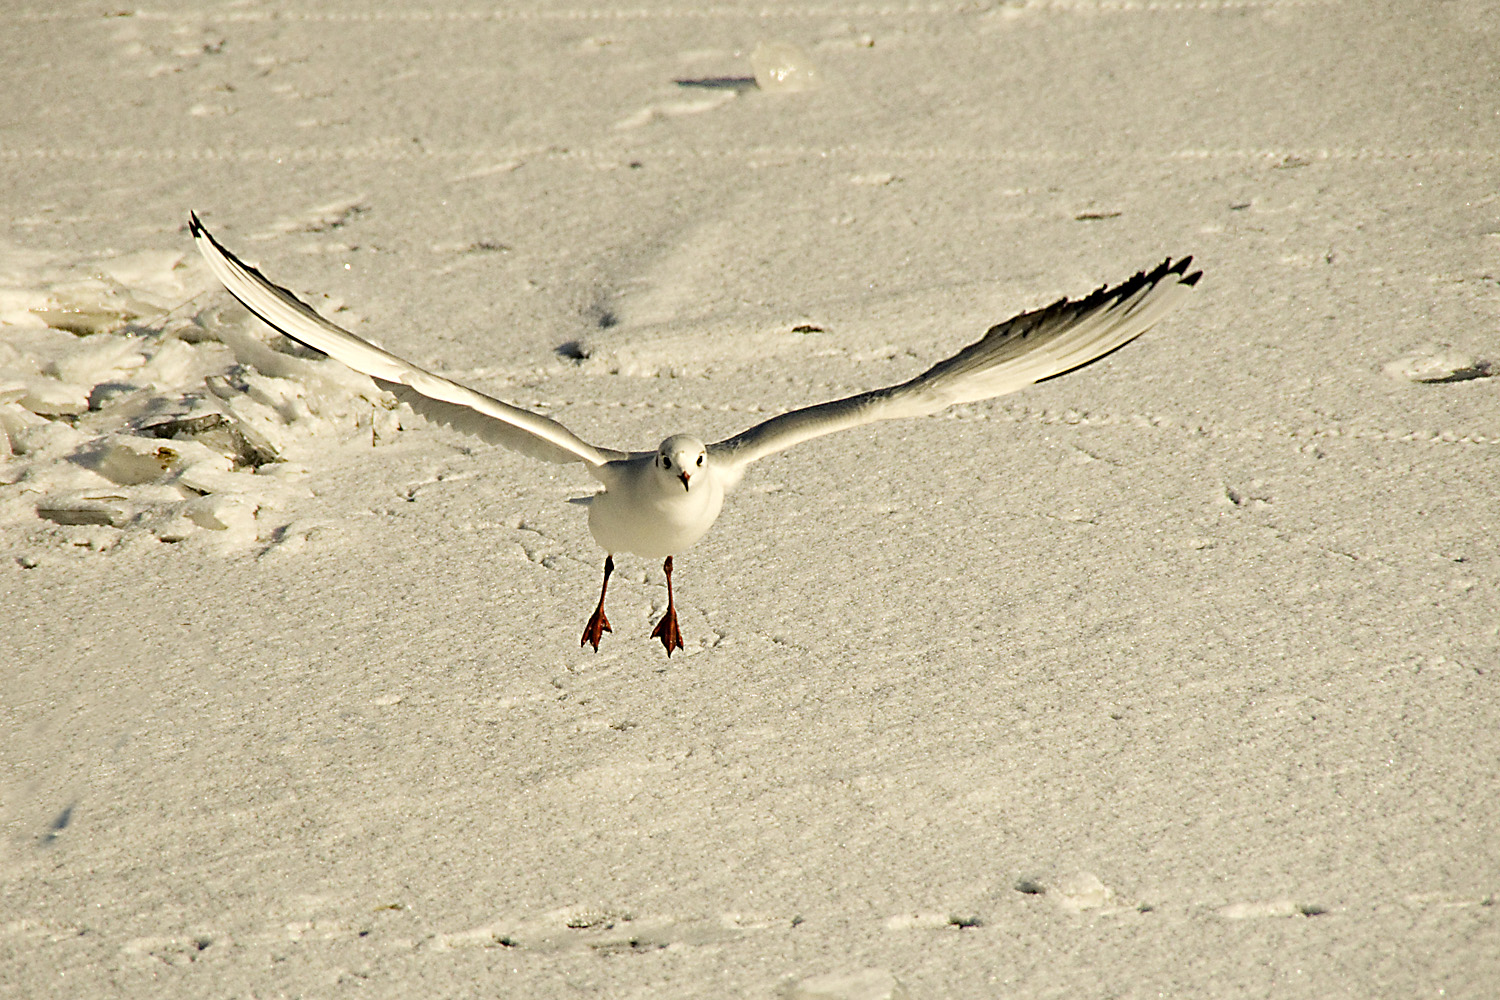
[674,76,758,93]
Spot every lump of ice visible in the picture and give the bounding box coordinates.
[1383,343,1494,383]
[43,332,146,386]
[1054,871,1114,912]
[18,377,90,417]
[751,40,822,93]
[788,968,906,1000]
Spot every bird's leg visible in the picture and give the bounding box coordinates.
[650,556,685,656]
[580,555,614,652]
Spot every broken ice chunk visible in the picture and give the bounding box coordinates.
[44,333,147,386]
[85,434,227,487]
[1383,343,1494,383]
[1054,872,1114,912]
[752,40,822,93]
[19,377,90,416]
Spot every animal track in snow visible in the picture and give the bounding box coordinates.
[428,905,737,954]
[121,934,219,966]
[250,197,370,240]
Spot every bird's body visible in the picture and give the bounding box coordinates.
[586,435,722,559]
[190,213,1201,655]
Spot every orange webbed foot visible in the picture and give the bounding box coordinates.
[650,605,684,656]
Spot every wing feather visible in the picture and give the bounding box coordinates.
[189,213,625,466]
[709,257,1200,478]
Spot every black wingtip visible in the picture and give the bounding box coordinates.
[187,210,205,237]
[1159,255,1203,288]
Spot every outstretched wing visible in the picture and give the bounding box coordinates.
[189,213,626,467]
[709,257,1201,481]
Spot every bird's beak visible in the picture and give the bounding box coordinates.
[679,471,691,491]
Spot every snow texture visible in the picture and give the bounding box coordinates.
[2,2,1497,999]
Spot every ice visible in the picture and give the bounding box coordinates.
[18,377,89,417]
[0,243,387,552]
[95,250,188,302]
[0,401,48,457]
[1383,343,1494,383]
[1053,871,1114,912]
[1218,899,1302,920]
[751,40,822,93]
[86,434,224,487]
[43,333,146,386]
[788,969,907,1000]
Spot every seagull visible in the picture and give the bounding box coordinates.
[189,213,1200,655]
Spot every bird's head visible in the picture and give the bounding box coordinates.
[655,435,707,492]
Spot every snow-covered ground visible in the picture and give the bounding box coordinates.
[3,2,1497,997]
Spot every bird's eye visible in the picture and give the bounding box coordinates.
[696,454,704,466]
[662,457,671,469]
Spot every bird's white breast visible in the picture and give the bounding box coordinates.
[586,461,725,558]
